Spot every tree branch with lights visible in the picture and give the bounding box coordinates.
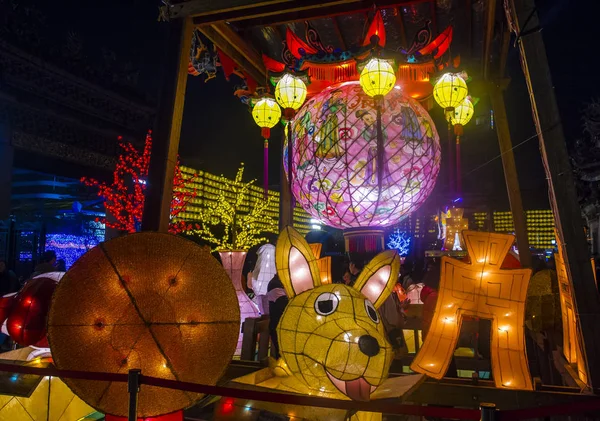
[188,164,277,251]
[81,131,198,234]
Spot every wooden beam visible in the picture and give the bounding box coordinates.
[332,17,347,51]
[505,0,600,391]
[191,0,360,25]
[482,0,497,80]
[199,24,266,84]
[489,84,532,268]
[142,17,193,232]
[211,22,266,74]
[212,0,425,29]
[169,0,290,20]
[407,378,596,409]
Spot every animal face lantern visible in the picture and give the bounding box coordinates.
[275,227,400,401]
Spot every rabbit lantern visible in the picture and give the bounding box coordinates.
[275,227,400,401]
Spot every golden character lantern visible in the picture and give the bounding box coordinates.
[275,73,307,120]
[411,231,533,390]
[275,227,400,401]
[433,73,468,119]
[47,233,240,417]
[359,58,396,99]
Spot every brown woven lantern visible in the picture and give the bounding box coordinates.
[47,232,240,418]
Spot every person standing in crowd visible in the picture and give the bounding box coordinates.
[400,262,414,289]
[266,274,288,359]
[348,258,365,286]
[32,250,57,277]
[0,260,18,295]
[252,244,276,315]
[55,259,66,272]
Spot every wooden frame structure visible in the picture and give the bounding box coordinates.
[143,0,600,407]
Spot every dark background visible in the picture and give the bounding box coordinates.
[9,0,595,211]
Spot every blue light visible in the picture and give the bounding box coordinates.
[10,374,18,382]
[453,197,463,203]
[387,229,411,257]
[45,221,104,269]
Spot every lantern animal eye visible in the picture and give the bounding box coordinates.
[314,292,339,316]
[364,300,379,323]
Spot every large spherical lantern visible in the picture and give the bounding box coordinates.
[288,81,441,229]
[275,73,307,119]
[359,58,396,99]
[433,73,468,112]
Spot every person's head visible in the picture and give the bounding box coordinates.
[355,109,376,126]
[349,259,365,275]
[342,267,352,284]
[41,250,57,265]
[56,259,66,272]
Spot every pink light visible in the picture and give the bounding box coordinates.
[288,81,441,229]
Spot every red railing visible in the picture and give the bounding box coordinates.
[2,362,600,420]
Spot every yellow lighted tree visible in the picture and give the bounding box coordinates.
[189,164,277,250]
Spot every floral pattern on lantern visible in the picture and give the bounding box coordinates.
[288,81,441,229]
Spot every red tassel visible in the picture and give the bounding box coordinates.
[261,127,271,139]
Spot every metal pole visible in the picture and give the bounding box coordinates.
[456,135,461,196]
[287,121,294,227]
[376,101,384,189]
[127,369,141,421]
[480,403,497,421]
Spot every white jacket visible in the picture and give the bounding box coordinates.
[252,244,276,296]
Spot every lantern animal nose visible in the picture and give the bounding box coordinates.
[358,335,380,357]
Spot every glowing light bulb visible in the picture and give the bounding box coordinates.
[446,303,454,308]
[498,326,509,333]
[428,363,435,367]
[503,381,512,386]
[504,313,511,317]
[443,317,454,323]
[316,315,322,321]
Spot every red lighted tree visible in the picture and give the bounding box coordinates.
[82,131,197,234]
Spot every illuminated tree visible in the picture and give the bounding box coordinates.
[188,164,277,250]
[81,131,197,235]
[387,229,411,256]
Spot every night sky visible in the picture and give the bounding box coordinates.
[19,0,599,210]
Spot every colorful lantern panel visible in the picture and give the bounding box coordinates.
[47,233,240,418]
[289,81,441,229]
[275,227,400,401]
[411,231,533,390]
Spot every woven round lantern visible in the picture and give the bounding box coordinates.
[47,233,240,418]
[451,97,474,136]
[359,58,396,100]
[275,73,307,120]
[433,73,468,120]
[288,81,441,230]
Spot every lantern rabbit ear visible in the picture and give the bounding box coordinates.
[352,250,401,309]
[275,227,323,298]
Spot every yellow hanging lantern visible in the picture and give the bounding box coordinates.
[252,97,282,139]
[452,97,474,136]
[253,97,282,198]
[275,73,307,120]
[433,73,468,119]
[359,58,396,99]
